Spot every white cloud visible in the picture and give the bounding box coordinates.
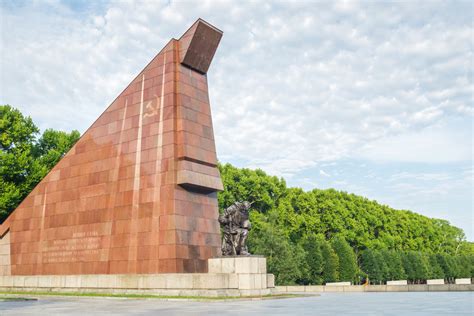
[357,120,472,163]
[319,170,331,177]
[389,172,454,182]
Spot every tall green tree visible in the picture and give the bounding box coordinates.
[428,254,444,279]
[382,250,406,281]
[331,235,358,282]
[374,250,390,283]
[218,163,287,215]
[360,249,392,284]
[455,255,472,278]
[403,251,430,283]
[248,210,306,285]
[436,253,459,283]
[469,255,474,277]
[0,105,79,222]
[300,234,324,285]
[1,105,39,222]
[33,128,80,171]
[361,249,382,284]
[320,238,339,283]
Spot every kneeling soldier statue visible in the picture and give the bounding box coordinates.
[218,201,252,256]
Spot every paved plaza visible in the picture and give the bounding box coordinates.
[1,292,472,315]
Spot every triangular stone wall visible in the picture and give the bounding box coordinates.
[0,19,224,275]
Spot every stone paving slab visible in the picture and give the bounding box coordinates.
[0,292,472,315]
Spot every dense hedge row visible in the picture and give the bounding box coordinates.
[218,163,474,285]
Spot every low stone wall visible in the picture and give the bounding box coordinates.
[427,279,445,285]
[326,282,351,286]
[386,280,407,285]
[0,274,274,297]
[0,231,10,276]
[0,257,275,297]
[275,284,474,293]
[455,278,471,285]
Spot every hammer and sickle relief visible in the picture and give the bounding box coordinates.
[143,96,160,118]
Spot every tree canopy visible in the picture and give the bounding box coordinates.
[218,163,473,284]
[219,163,469,255]
[0,105,80,222]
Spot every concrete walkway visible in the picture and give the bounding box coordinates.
[0,292,472,315]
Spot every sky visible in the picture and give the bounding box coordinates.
[0,0,472,240]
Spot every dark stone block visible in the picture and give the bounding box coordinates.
[179,19,223,74]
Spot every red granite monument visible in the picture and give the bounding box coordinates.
[0,19,224,275]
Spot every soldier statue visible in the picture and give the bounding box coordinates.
[218,201,252,256]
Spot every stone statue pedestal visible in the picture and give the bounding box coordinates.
[208,256,273,290]
[0,256,275,296]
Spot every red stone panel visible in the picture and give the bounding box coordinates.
[0,19,223,275]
